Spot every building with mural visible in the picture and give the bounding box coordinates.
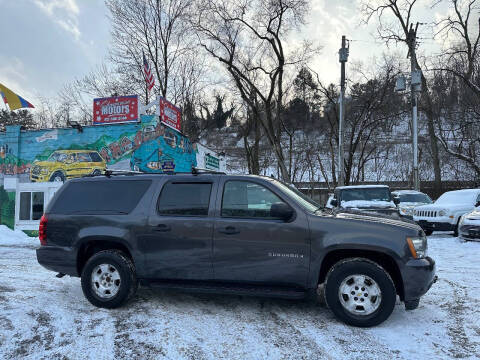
[0,114,220,230]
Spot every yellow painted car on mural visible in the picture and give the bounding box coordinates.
[30,150,106,182]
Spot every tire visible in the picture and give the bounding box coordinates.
[49,171,65,182]
[424,229,433,236]
[324,258,396,327]
[81,250,138,309]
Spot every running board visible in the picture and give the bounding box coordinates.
[141,279,308,299]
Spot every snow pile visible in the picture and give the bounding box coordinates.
[0,225,38,248]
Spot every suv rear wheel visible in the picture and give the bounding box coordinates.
[81,250,138,308]
[324,258,396,327]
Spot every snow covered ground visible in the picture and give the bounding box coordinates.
[0,225,479,359]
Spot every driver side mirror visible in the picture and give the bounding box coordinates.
[475,200,480,208]
[270,202,294,221]
[393,196,400,205]
[330,199,338,207]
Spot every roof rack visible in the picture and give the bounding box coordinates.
[191,166,225,175]
[104,169,144,177]
[82,166,225,178]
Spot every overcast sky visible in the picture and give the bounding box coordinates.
[0,0,452,110]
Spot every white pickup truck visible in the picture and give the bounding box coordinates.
[413,189,480,236]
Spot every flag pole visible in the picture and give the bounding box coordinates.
[2,100,9,112]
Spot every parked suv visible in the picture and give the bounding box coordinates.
[331,185,400,217]
[392,190,433,220]
[36,172,436,327]
[413,189,480,236]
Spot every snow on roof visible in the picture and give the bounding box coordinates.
[336,185,389,190]
[391,190,425,194]
[443,188,480,194]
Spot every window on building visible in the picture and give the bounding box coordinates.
[19,191,44,221]
[158,182,212,216]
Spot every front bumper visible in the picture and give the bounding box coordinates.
[416,220,455,232]
[459,224,480,241]
[36,246,78,276]
[30,173,49,182]
[401,256,436,302]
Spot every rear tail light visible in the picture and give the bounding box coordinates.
[39,214,48,246]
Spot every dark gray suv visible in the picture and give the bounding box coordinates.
[36,172,436,327]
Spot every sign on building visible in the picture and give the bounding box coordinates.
[93,95,139,125]
[205,154,220,170]
[159,96,181,132]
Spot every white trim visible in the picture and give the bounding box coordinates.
[14,182,63,230]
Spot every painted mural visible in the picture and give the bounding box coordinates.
[0,186,15,229]
[0,115,197,183]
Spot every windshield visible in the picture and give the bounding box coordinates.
[398,193,432,204]
[271,180,320,213]
[340,188,391,202]
[435,191,477,205]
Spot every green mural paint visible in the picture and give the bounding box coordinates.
[0,186,15,229]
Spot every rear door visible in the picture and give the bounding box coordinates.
[143,178,217,280]
[212,178,310,287]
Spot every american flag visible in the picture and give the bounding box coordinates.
[143,51,155,91]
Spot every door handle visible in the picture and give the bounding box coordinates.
[154,224,171,232]
[218,226,239,235]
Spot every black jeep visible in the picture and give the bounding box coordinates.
[37,171,436,327]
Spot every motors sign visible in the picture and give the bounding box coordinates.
[159,96,181,132]
[93,95,139,125]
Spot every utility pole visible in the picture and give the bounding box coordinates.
[407,23,421,191]
[338,35,349,186]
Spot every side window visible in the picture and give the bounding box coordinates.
[90,152,102,162]
[158,182,212,216]
[76,153,92,162]
[221,181,285,219]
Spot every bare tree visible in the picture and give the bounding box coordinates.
[361,0,443,191]
[106,0,204,105]
[58,63,138,123]
[429,0,480,179]
[431,69,480,179]
[191,0,315,182]
[433,0,480,95]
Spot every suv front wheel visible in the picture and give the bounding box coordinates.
[324,258,396,327]
[81,250,138,308]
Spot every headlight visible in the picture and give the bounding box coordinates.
[439,210,446,216]
[459,215,465,226]
[407,236,428,259]
[400,207,413,216]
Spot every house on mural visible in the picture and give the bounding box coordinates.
[0,114,219,231]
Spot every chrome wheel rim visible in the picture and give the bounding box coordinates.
[91,263,121,299]
[338,274,382,315]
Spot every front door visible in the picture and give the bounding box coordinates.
[213,179,310,287]
[143,180,216,280]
